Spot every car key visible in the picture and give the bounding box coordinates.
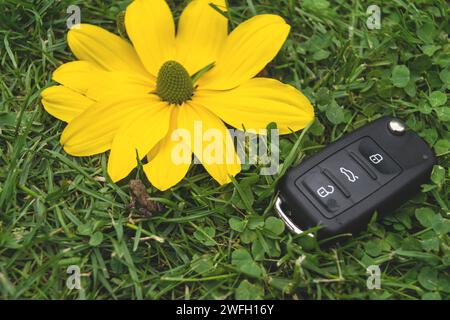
[276,116,436,240]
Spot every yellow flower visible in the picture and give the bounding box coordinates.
[41,0,314,191]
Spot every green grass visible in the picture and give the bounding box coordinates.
[0,0,449,300]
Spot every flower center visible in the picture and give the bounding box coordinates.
[156,61,194,105]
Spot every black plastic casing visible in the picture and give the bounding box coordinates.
[278,116,436,239]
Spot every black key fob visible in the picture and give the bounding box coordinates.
[276,116,436,240]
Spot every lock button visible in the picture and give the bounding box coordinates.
[296,168,353,218]
[357,138,401,175]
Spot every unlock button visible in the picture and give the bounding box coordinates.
[317,185,335,198]
[296,169,353,218]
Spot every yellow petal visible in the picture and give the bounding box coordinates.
[52,61,102,97]
[125,0,175,76]
[108,103,172,182]
[178,102,241,185]
[176,0,228,75]
[143,108,191,191]
[67,23,149,77]
[53,61,154,100]
[198,15,290,90]
[61,96,160,156]
[195,78,314,134]
[41,86,95,122]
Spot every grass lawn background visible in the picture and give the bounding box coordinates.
[0,0,449,299]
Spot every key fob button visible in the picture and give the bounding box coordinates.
[296,169,352,218]
[319,151,380,204]
[358,137,401,175]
